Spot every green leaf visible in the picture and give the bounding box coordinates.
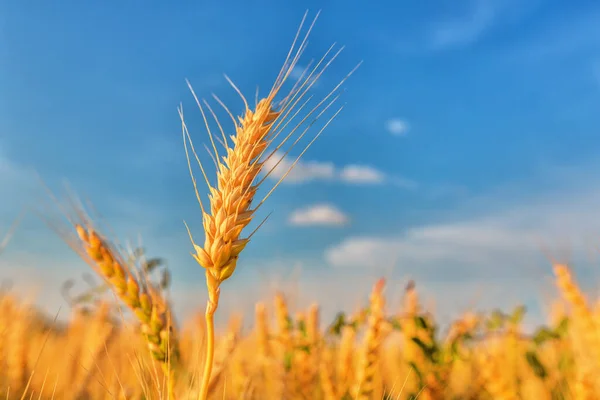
[407,361,423,386]
[133,247,146,259]
[414,316,428,330]
[381,392,395,400]
[297,320,307,337]
[551,386,567,400]
[558,353,573,373]
[328,312,347,336]
[340,392,353,400]
[160,270,171,290]
[532,327,559,346]
[144,257,164,273]
[388,317,402,331]
[283,351,293,372]
[449,338,469,362]
[510,305,527,325]
[486,310,505,331]
[296,344,310,354]
[285,316,293,331]
[555,317,570,337]
[411,337,436,362]
[525,351,547,379]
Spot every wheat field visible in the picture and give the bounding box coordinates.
[1,12,598,400]
[0,265,595,400]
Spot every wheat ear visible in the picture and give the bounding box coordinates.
[353,278,386,400]
[65,223,180,399]
[181,11,357,400]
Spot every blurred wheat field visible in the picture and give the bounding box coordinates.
[0,267,596,400]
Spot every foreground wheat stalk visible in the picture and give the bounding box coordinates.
[44,197,181,400]
[181,11,357,400]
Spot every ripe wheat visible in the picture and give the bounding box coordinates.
[180,12,357,399]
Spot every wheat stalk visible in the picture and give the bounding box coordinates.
[42,191,180,400]
[337,324,356,396]
[180,11,357,400]
[353,278,386,400]
[319,345,337,400]
[76,224,180,396]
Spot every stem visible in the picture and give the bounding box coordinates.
[198,304,215,400]
[162,363,177,400]
[199,273,220,400]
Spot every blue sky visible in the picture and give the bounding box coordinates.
[2,0,600,329]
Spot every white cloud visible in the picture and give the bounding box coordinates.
[429,0,497,50]
[289,65,306,81]
[375,0,537,55]
[325,222,540,272]
[263,151,413,187]
[287,65,321,90]
[289,204,349,227]
[427,0,538,51]
[339,165,386,184]
[263,152,335,184]
[385,118,409,136]
[325,169,600,282]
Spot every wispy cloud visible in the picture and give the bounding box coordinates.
[263,151,415,188]
[325,169,600,281]
[325,222,541,273]
[339,165,385,184]
[377,0,537,55]
[385,118,409,136]
[263,153,335,184]
[289,204,349,227]
[288,65,321,89]
[500,9,600,65]
[289,65,307,81]
[428,0,498,50]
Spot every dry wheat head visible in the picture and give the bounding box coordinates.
[181,12,358,301]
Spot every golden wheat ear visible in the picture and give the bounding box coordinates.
[181,11,358,400]
[182,13,360,289]
[38,185,181,397]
